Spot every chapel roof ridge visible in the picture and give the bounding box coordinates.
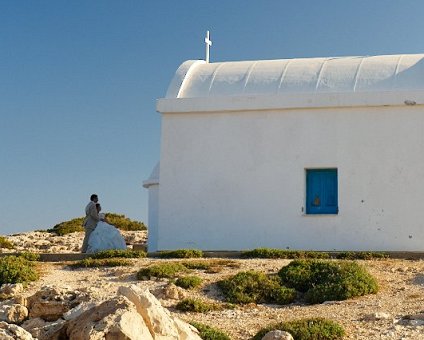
[165,53,424,100]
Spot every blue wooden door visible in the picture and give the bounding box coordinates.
[306,169,338,214]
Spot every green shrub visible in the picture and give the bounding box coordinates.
[47,218,84,235]
[176,298,219,313]
[103,213,147,231]
[182,261,212,270]
[0,236,14,249]
[18,252,41,261]
[336,251,389,260]
[89,249,146,259]
[210,259,241,268]
[218,271,296,305]
[175,275,203,289]
[70,258,132,268]
[190,321,231,340]
[137,262,188,279]
[241,248,330,259]
[269,286,299,305]
[205,267,224,274]
[278,260,326,293]
[0,256,39,284]
[182,260,240,273]
[278,259,378,303]
[48,214,146,235]
[252,318,345,340]
[158,249,203,259]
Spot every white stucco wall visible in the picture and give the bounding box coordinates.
[146,184,159,251]
[143,163,160,251]
[158,105,424,251]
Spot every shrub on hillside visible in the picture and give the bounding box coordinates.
[0,236,14,249]
[278,259,378,304]
[103,213,146,231]
[252,318,345,340]
[47,218,84,235]
[89,249,146,259]
[182,259,240,271]
[19,252,41,261]
[241,248,330,259]
[157,249,203,259]
[190,321,231,340]
[48,214,146,235]
[70,258,132,268]
[0,256,39,285]
[137,262,188,279]
[218,271,296,305]
[336,251,389,260]
[181,261,212,270]
[176,298,219,313]
[175,275,203,289]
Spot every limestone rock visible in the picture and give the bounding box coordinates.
[29,300,68,322]
[27,286,89,321]
[262,330,294,340]
[21,317,47,338]
[13,295,27,306]
[101,307,153,340]
[0,321,34,340]
[118,284,202,340]
[401,313,424,326]
[174,317,204,340]
[405,312,424,321]
[21,318,65,340]
[61,296,152,340]
[364,312,391,321]
[409,319,424,326]
[0,283,24,296]
[5,230,147,254]
[21,317,47,330]
[165,283,187,300]
[62,301,97,321]
[0,303,28,324]
[154,283,187,300]
[119,285,178,339]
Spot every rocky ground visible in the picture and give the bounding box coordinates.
[2,231,424,339]
[4,230,148,254]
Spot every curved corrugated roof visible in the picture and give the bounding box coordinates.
[165,54,424,99]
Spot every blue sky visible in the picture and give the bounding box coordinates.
[2,1,424,234]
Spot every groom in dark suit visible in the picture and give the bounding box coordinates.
[81,194,100,253]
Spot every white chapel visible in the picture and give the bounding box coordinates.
[145,53,424,252]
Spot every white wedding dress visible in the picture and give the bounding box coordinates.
[86,219,127,253]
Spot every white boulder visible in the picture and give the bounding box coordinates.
[27,285,89,321]
[118,284,201,340]
[0,283,24,296]
[51,296,152,340]
[0,321,34,340]
[0,304,28,324]
[262,330,294,340]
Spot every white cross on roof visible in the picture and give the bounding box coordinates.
[205,31,212,63]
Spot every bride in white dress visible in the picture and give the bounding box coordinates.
[86,204,127,253]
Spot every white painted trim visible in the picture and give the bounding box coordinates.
[157,90,424,113]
